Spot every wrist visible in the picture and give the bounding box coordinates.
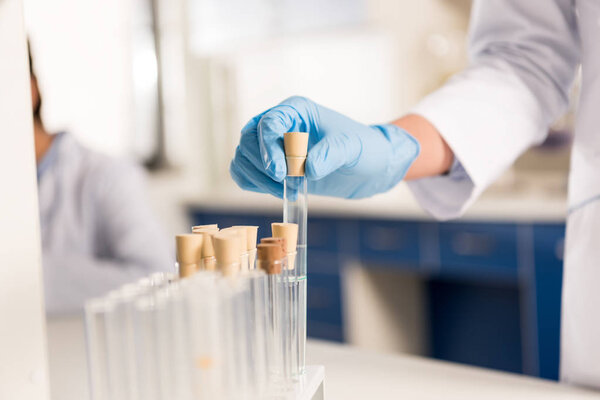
[391,114,454,180]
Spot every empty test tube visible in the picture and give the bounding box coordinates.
[271,223,300,380]
[85,298,112,400]
[213,232,251,397]
[257,242,290,387]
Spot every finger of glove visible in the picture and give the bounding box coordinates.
[238,129,272,178]
[305,133,359,180]
[257,101,310,181]
[241,109,269,136]
[230,147,284,198]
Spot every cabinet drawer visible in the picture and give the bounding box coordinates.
[307,273,343,326]
[358,220,420,265]
[307,218,338,252]
[439,223,518,271]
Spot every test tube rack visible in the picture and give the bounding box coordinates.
[84,227,323,400]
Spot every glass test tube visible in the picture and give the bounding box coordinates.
[257,243,293,394]
[85,298,111,400]
[184,273,223,400]
[245,269,269,396]
[104,285,147,400]
[283,175,307,376]
[132,294,163,400]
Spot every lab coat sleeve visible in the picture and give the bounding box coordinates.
[406,0,580,219]
[43,160,174,314]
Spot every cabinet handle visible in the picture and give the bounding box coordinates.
[450,232,496,256]
[364,227,406,251]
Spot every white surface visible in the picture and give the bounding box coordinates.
[187,182,567,222]
[296,366,325,400]
[46,316,598,400]
[0,0,49,400]
[0,1,50,399]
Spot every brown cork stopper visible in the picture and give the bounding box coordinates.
[257,243,284,274]
[284,132,309,176]
[192,224,219,233]
[232,226,259,251]
[261,237,287,255]
[176,234,203,277]
[271,223,298,253]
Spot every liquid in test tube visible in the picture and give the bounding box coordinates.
[281,131,309,376]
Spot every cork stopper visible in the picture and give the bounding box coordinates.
[261,237,287,255]
[220,227,247,256]
[192,224,218,232]
[195,230,217,258]
[271,223,298,253]
[257,243,284,274]
[284,132,309,176]
[232,226,259,251]
[176,234,203,277]
[212,232,242,266]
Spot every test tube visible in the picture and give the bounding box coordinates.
[213,232,251,397]
[271,223,300,380]
[84,298,112,400]
[104,285,145,400]
[160,282,195,400]
[132,294,162,400]
[257,242,290,390]
[183,273,223,400]
[281,131,308,376]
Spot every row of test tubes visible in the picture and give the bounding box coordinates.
[84,222,303,400]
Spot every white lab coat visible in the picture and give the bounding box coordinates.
[38,132,173,314]
[407,0,600,388]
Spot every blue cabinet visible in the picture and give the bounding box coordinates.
[438,223,519,284]
[189,208,564,380]
[532,224,564,380]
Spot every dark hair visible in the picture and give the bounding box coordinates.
[28,41,42,120]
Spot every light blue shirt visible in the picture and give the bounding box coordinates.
[38,133,173,314]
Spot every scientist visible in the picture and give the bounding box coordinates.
[30,47,172,314]
[230,0,600,389]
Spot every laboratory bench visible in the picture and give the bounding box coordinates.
[187,184,567,381]
[47,315,598,400]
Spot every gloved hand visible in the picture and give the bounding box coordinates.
[230,96,420,199]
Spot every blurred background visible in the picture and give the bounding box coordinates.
[25,0,572,384]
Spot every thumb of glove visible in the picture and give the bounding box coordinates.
[305,133,361,180]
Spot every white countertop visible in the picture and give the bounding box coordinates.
[186,182,567,223]
[47,315,596,400]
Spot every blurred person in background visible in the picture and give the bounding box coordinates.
[231,0,600,390]
[30,45,172,314]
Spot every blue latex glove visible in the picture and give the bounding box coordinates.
[230,96,420,199]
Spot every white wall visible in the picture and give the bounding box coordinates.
[23,0,135,157]
[0,0,50,398]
